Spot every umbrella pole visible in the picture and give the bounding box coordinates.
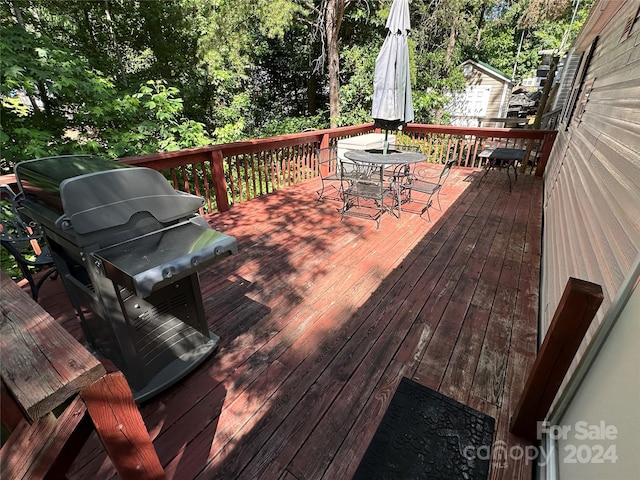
[383,129,389,155]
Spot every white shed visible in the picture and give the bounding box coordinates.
[449,59,513,127]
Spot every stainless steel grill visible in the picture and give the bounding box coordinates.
[15,155,237,401]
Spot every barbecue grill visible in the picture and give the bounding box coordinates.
[15,155,237,401]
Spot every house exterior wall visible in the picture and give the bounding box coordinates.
[538,0,640,480]
[542,0,640,339]
[468,69,507,120]
[555,275,640,479]
[540,3,640,476]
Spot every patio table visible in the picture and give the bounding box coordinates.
[343,149,426,181]
[477,147,527,191]
[343,149,426,220]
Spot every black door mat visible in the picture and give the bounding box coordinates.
[353,377,495,480]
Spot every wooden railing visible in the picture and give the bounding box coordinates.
[121,123,556,214]
[1,123,556,215]
[401,124,557,174]
[121,124,374,213]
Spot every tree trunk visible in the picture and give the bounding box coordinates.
[104,0,128,88]
[10,1,45,114]
[444,20,458,73]
[307,75,318,115]
[475,2,487,49]
[139,2,172,80]
[533,59,558,129]
[325,0,345,128]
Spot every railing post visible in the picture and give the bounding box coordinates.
[510,277,603,441]
[534,131,557,176]
[519,138,535,174]
[210,149,231,212]
[320,132,330,150]
[318,133,331,177]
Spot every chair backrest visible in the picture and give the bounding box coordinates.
[316,146,339,178]
[410,158,456,188]
[438,159,456,186]
[1,185,57,300]
[341,160,385,193]
[1,186,35,249]
[1,185,50,264]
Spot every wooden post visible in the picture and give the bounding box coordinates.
[81,372,167,480]
[534,131,557,176]
[320,132,330,150]
[510,277,603,440]
[318,132,332,178]
[210,149,231,212]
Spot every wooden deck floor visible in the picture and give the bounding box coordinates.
[33,165,542,479]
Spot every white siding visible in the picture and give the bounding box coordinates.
[541,1,640,369]
[450,62,511,127]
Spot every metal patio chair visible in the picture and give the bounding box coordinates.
[339,159,391,229]
[1,185,57,301]
[316,146,342,201]
[401,159,456,221]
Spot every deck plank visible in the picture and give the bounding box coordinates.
[24,166,541,480]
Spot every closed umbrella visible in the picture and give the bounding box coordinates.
[371,0,414,154]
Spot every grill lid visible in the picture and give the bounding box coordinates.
[15,155,132,216]
[58,167,204,234]
[16,155,205,236]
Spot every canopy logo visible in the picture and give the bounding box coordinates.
[463,421,619,468]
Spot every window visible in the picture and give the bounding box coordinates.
[560,36,599,128]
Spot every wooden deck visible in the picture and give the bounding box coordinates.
[31,165,542,479]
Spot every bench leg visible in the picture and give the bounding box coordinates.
[1,379,26,432]
[81,372,166,480]
[0,396,90,480]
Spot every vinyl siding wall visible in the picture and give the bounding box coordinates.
[541,0,640,368]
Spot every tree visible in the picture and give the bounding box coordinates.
[1,0,598,167]
[324,0,347,127]
[470,0,593,83]
[0,17,210,167]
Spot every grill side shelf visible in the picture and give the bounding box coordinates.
[91,220,237,298]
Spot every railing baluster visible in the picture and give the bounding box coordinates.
[107,123,555,213]
[201,162,212,213]
[268,149,277,191]
[191,162,203,215]
[170,168,179,190]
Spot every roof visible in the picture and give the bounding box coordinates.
[573,0,626,51]
[460,59,512,83]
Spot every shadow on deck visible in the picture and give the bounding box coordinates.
[31,165,541,480]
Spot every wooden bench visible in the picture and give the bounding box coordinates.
[0,270,166,479]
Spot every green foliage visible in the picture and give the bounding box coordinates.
[0,0,598,168]
[198,0,301,77]
[0,22,211,166]
[100,80,212,157]
[259,114,328,138]
[471,0,594,82]
[338,43,378,127]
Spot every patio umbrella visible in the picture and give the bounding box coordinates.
[371,0,414,154]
